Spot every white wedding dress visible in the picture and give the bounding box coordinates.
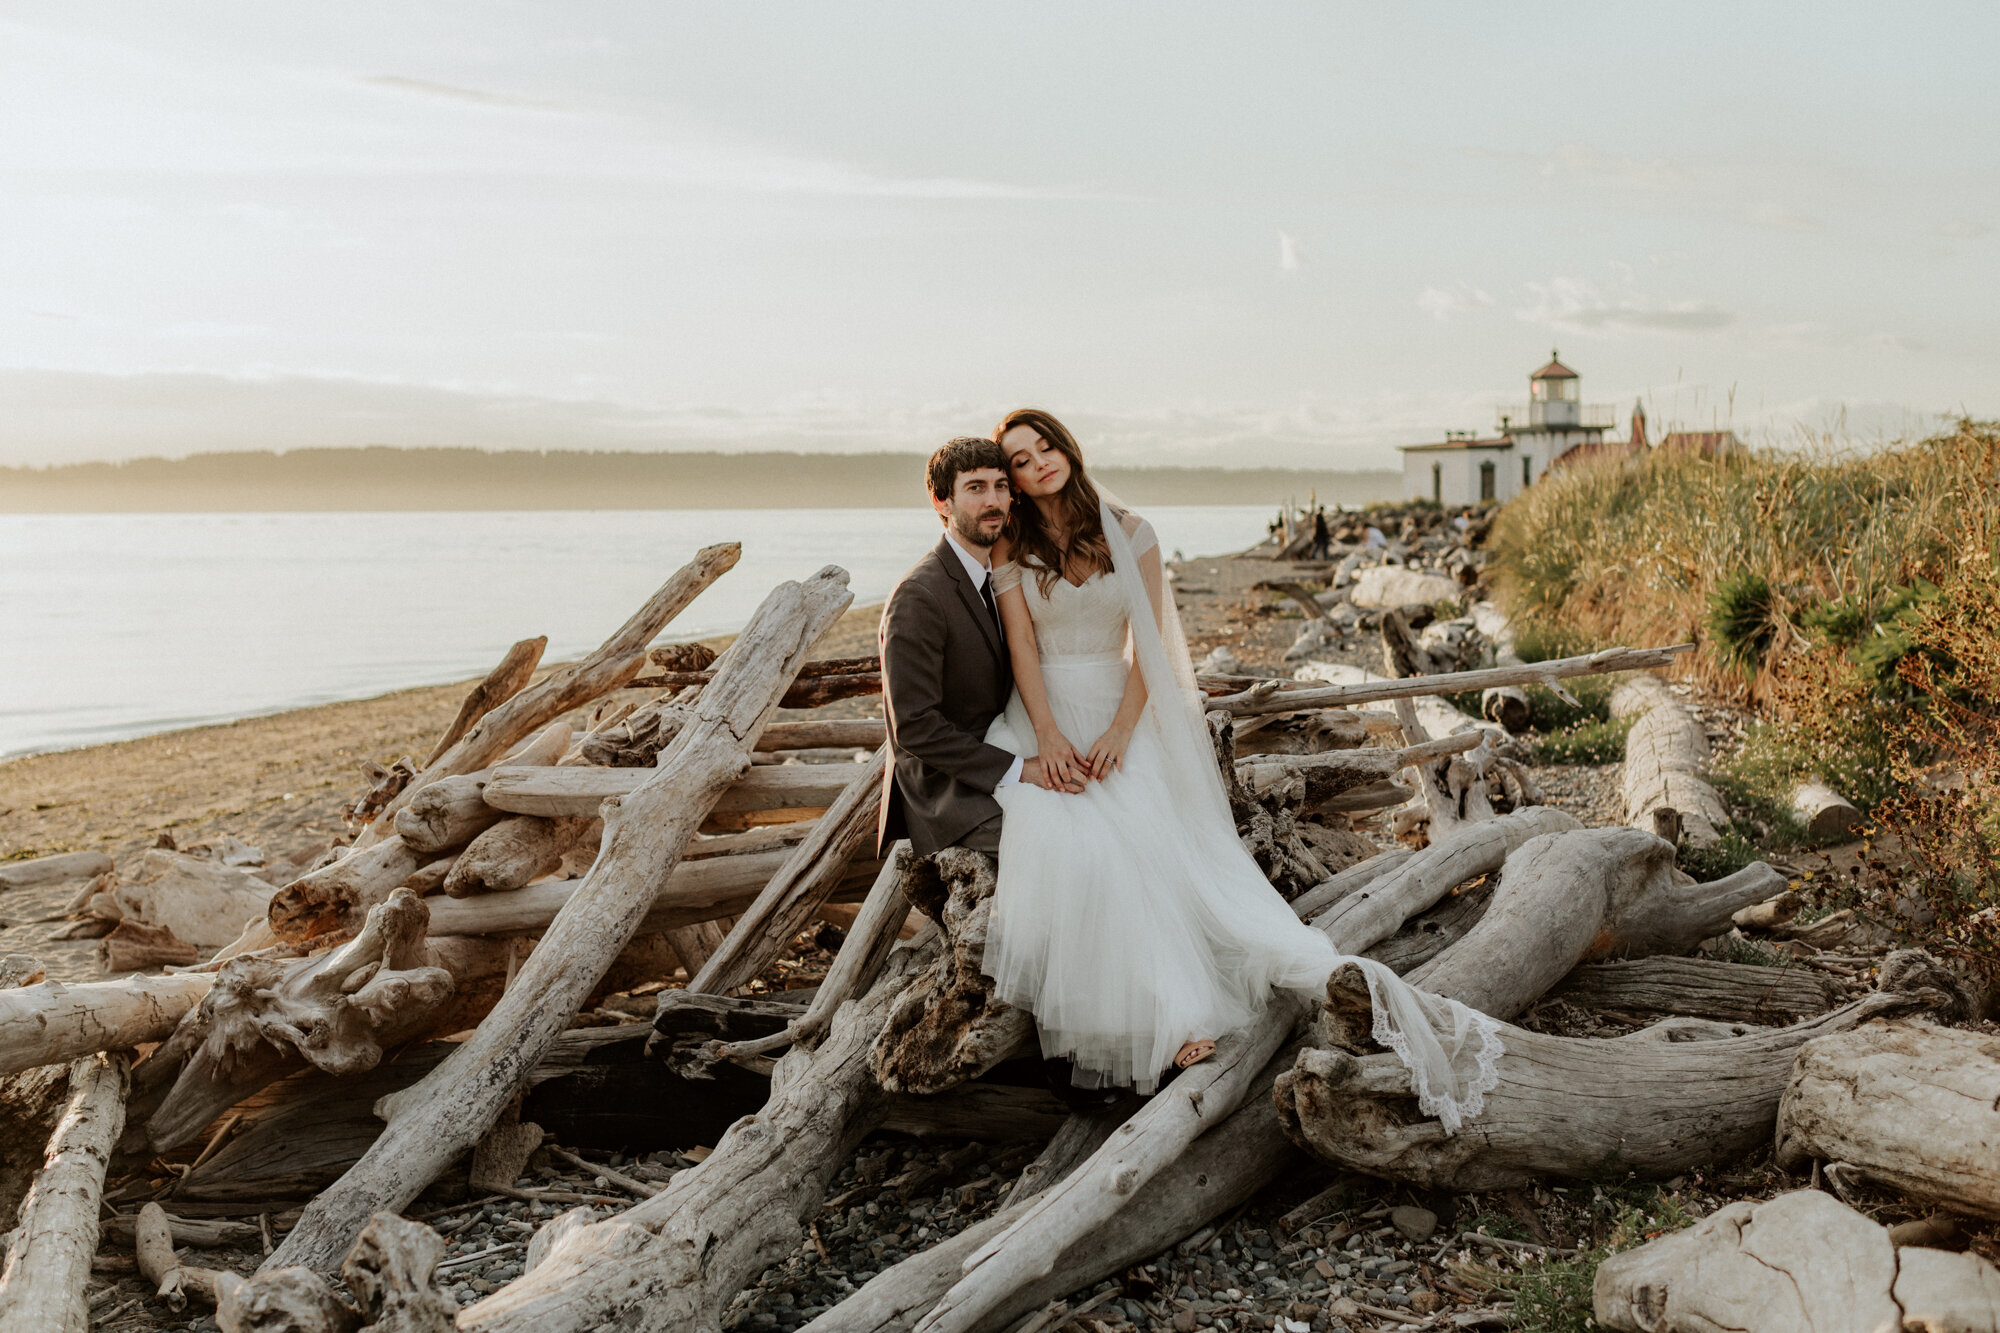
[980,498,1502,1122]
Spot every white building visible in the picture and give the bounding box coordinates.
[1398,352,1619,506]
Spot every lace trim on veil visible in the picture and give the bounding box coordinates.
[1094,491,1502,1136]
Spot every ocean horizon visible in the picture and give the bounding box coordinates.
[1,505,1275,760]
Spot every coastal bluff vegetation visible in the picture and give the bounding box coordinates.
[0,445,1399,512]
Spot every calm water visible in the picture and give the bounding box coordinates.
[0,507,1270,759]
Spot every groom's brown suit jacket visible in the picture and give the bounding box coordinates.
[876,536,1016,857]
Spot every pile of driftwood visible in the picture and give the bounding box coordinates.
[1,541,1995,1333]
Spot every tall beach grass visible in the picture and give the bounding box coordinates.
[1487,421,2000,982]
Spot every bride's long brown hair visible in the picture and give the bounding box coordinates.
[993,408,1115,598]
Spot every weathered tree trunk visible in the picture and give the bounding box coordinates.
[1548,955,1849,1026]
[1790,780,1864,842]
[758,719,888,753]
[662,920,731,978]
[98,919,200,971]
[1217,644,1692,717]
[112,849,277,947]
[135,1202,227,1311]
[423,636,548,768]
[363,542,741,842]
[0,852,113,892]
[396,722,573,857]
[869,850,1033,1096]
[1309,806,1578,945]
[479,760,869,821]
[1611,674,1729,847]
[688,745,888,996]
[265,566,854,1274]
[1234,732,1481,815]
[0,973,212,1078]
[143,889,456,1153]
[1273,963,1936,1191]
[443,814,597,897]
[417,845,881,938]
[1403,828,1786,1019]
[1775,1018,2000,1220]
[1593,1189,2000,1333]
[0,1053,127,1333]
[267,836,425,944]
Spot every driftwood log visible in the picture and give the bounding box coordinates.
[0,851,114,892]
[423,635,547,767]
[363,541,741,842]
[417,846,881,938]
[98,919,200,971]
[480,760,868,821]
[0,1053,127,1333]
[266,565,854,1273]
[1213,644,1693,717]
[140,889,459,1153]
[1276,963,1939,1191]
[135,1201,226,1311]
[1403,828,1786,1018]
[1593,1189,2000,1333]
[1790,780,1865,841]
[394,721,573,857]
[443,813,596,897]
[870,849,1033,1096]
[0,973,213,1078]
[1611,674,1729,847]
[1775,1018,2000,1219]
[1546,955,1849,1026]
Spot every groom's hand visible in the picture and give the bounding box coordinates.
[1022,756,1086,794]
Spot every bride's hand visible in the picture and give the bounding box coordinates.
[1035,728,1087,789]
[1084,723,1134,780]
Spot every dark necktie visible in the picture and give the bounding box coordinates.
[979,575,1003,643]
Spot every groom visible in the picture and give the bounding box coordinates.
[877,438,1073,859]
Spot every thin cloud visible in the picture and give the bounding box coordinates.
[1939,218,1991,238]
[1519,276,1733,335]
[1278,232,1305,271]
[1416,284,1494,322]
[361,75,569,113]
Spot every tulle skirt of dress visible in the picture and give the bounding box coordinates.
[984,653,1339,1094]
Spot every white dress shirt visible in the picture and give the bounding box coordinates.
[942,530,1023,789]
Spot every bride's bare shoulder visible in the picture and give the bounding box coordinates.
[1108,505,1146,537]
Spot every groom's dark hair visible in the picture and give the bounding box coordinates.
[927,437,1008,502]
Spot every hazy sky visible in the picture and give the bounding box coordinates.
[2,3,1994,469]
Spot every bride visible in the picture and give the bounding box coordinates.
[980,407,1499,1119]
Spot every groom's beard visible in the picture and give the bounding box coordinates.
[951,504,1006,549]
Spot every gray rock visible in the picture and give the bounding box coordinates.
[1389,1205,1437,1243]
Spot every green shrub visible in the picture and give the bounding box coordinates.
[1707,571,1781,675]
[1531,714,1633,765]
[1676,827,1763,881]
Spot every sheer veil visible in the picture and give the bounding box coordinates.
[1097,491,1501,1134]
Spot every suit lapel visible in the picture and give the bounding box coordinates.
[932,538,1005,665]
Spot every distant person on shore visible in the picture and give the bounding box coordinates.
[872,408,1501,1125]
[1363,523,1387,549]
[1308,507,1331,560]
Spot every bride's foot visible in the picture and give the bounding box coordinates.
[1174,1039,1216,1070]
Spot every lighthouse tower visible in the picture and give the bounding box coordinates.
[1528,350,1581,427]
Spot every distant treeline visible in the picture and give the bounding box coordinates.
[0,447,1400,512]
